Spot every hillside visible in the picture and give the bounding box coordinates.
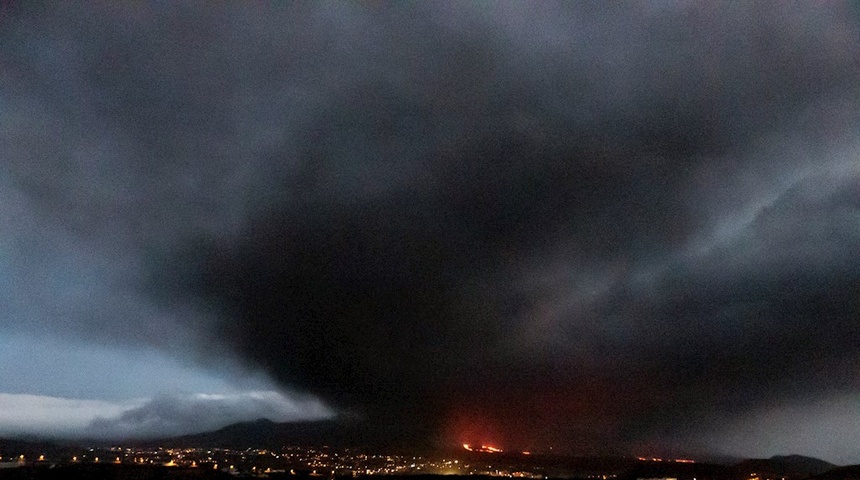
[734,454,836,479]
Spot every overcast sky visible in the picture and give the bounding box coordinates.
[1,1,859,464]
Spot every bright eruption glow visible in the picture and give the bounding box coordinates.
[463,444,503,453]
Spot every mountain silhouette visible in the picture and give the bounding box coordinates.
[734,454,836,478]
[130,417,393,451]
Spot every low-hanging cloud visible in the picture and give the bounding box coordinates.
[0,394,141,439]
[0,391,330,440]
[87,391,332,440]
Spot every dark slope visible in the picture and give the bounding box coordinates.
[0,464,233,480]
[621,461,734,480]
[0,438,72,459]
[812,464,860,480]
[734,454,836,479]
[130,418,387,451]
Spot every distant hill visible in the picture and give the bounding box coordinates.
[734,454,836,478]
[811,464,860,480]
[130,418,380,451]
[0,438,72,459]
[620,460,734,480]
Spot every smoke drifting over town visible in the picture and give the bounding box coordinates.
[1,1,859,463]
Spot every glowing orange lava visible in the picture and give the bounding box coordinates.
[463,443,503,453]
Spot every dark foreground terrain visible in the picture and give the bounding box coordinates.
[0,465,857,480]
[0,431,849,480]
[0,464,231,480]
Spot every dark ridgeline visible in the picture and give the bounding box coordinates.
[131,418,372,451]
[734,455,836,479]
[0,439,71,464]
[0,464,233,480]
[811,464,860,480]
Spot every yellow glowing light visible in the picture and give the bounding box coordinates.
[522,451,531,455]
[38,455,45,461]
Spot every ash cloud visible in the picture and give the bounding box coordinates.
[2,1,859,456]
